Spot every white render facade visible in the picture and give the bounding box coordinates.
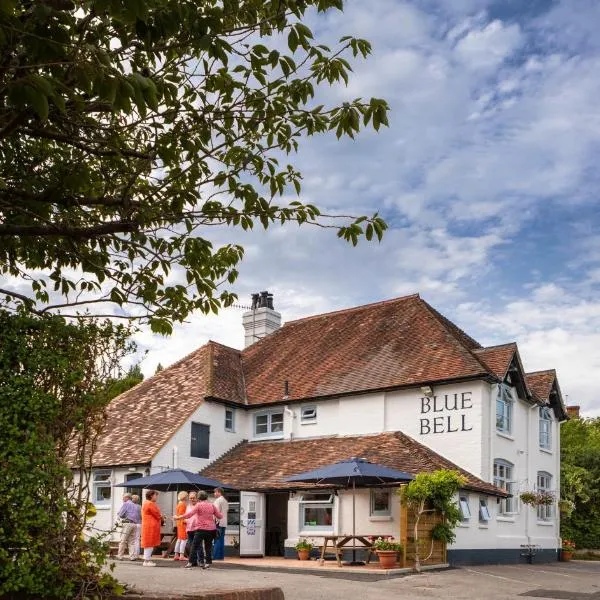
[89,377,562,564]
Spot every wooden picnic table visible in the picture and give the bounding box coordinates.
[319,535,376,567]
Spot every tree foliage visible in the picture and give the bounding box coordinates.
[103,362,144,400]
[0,310,135,598]
[0,0,389,333]
[560,416,600,548]
[399,469,466,572]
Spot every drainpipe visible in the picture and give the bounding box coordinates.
[284,406,294,440]
[524,403,538,547]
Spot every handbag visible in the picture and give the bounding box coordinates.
[214,528,221,539]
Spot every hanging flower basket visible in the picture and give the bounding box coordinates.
[558,499,575,516]
[519,491,555,507]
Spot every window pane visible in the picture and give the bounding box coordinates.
[255,415,268,434]
[94,472,111,482]
[270,413,283,432]
[459,497,471,520]
[371,490,391,515]
[228,503,240,527]
[303,506,333,527]
[95,485,111,502]
[225,409,234,431]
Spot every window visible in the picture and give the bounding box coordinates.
[493,459,516,514]
[226,492,240,529]
[537,472,553,521]
[191,422,210,458]
[539,407,552,450]
[459,496,471,521]
[301,405,317,424]
[479,499,491,522]
[225,408,235,432]
[496,384,514,434]
[299,493,334,531]
[125,472,143,495]
[254,411,284,437]
[93,470,112,504]
[370,489,391,517]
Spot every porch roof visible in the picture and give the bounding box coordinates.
[200,431,507,497]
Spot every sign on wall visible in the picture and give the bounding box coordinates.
[420,392,473,435]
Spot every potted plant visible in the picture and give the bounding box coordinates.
[295,538,313,561]
[519,492,538,506]
[558,499,575,517]
[371,536,403,569]
[561,539,576,561]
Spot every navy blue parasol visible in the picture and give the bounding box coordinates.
[284,458,413,565]
[114,468,234,492]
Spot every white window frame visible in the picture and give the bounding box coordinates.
[93,469,112,505]
[496,384,514,434]
[225,407,235,432]
[226,492,240,532]
[300,405,317,424]
[537,472,553,521]
[493,459,517,515]
[253,410,284,438]
[299,493,334,533]
[479,498,491,522]
[369,489,392,517]
[539,407,552,450]
[459,496,471,521]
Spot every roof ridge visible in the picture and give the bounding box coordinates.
[283,294,421,326]
[474,342,517,353]
[526,369,557,376]
[208,339,242,354]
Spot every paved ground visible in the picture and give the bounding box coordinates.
[114,559,600,599]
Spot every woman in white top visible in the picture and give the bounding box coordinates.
[212,487,229,560]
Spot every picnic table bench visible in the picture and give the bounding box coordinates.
[319,535,381,566]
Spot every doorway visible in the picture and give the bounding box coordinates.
[265,493,288,557]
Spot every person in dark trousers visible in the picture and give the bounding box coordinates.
[212,488,229,560]
[175,490,222,569]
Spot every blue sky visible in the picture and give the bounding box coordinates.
[134,0,600,415]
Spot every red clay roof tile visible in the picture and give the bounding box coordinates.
[200,430,506,497]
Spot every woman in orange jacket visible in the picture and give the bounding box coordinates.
[174,491,188,560]
[141,489,163,566]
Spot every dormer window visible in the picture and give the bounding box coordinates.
[496,384,514,434]
[539,407,552,450]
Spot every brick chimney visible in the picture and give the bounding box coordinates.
[242,291,281,348]
[566,405,580,419]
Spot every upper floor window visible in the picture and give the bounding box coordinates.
[93,470,112,505]
[459,496,471,521]
[301,405,317,424]
[370,489,392,517]
[537,472,553,521]
[225,408,235,432]
[493,459,516,515]
[191,422,210,458]
[254,411,284,437]
[299,493,334,531]
[496,384,514,434]
[539,407,552,450]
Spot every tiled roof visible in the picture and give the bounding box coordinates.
[525,370,556,402]
[241,295,492,405]
[88,342,241,467]
[473,343,517,379]
[200,431,507,497]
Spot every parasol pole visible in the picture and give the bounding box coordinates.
[352,478,356,563]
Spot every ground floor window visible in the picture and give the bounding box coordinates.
[459,496,471,521]
[479,498,491,522]
[370,489,392,517]
[226,492,240,530]
[299,493,334,531]
[537,472,553,521]
[493,459,516,515]
[93,469,112,504]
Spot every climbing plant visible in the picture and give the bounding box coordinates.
[399,470,466,572]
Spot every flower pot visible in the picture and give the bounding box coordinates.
[561,550,573,562]
[297,549,310,561]
[376,550,398,569]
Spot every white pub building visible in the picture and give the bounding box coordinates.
[86,292,567,564]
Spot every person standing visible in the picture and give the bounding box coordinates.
[174,490,222,569]
[141,490,162,567]
[184,492,204,566]
[116,493,141,560]
[174,491,188,560]
[212,488,228,561]
[131,494,142,558]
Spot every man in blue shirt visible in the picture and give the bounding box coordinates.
[117,493,142,560]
